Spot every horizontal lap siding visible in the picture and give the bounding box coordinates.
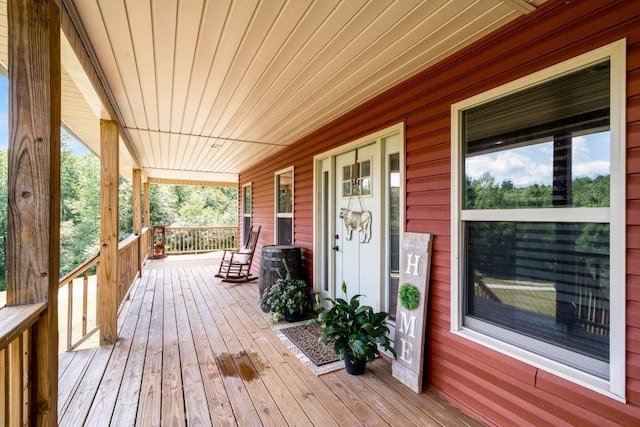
[628,4,640,419]
[239,0,640,423]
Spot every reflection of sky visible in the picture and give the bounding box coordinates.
[0,74,89,155]
[466,132,610,187]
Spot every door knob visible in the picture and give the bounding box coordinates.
[332,245,339,251]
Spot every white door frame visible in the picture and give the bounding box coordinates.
[313,122,405,307]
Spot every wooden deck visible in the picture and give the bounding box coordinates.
[57,254,483,426]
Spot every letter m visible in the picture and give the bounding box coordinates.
[398,311,416,338]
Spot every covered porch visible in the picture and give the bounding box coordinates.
[57,253,481,426]
[1,0,589,424]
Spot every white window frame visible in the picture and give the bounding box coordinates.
[275,166,294,245]
[450,39,626,400]
[242,182,252,243]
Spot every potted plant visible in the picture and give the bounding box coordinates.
[153,241,164,255]
[259,258,312,323]
[307,281,396,375]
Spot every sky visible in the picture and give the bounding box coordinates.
[0,74,90,156]
[465,132,611,187]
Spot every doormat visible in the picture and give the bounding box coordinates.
[273,321,344,376]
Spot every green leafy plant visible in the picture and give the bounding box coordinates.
[398,283,420,310]
[307,282,397,363]
[259,258,311,322]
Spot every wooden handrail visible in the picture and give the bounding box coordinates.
[165,225,238,230]
[0,303,47,350]
[118,232,140,250]
[58,252,99,287]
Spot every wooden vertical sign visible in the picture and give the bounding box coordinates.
[392,232,433,393]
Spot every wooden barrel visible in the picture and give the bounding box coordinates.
[259,245,303,302]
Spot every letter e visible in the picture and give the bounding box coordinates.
[400,338,413,363]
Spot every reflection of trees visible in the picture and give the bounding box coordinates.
[465,173,609,209]
[466,173,610,287]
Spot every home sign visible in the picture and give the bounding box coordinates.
[392,232,433,393]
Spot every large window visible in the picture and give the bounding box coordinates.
[275,168,293,245]
[451,41,625,398]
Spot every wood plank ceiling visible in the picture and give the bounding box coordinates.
[4,0,546,184]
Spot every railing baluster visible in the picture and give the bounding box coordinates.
[67,280,73,350]
[0,348,6,427]
[8,335,23,425]
[20,330,29,422]
[82,271,89,337]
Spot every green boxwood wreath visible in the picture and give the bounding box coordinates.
[398,283,420,310]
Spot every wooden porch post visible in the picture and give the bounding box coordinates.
[6,0,61,424]
[143,181,150,227]
[99,120,119,345]
[132,168,142,233]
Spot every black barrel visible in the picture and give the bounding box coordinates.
[259,245,303,301]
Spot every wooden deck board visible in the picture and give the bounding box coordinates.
[321,371,388,425]
[59,346,113,426]
[199,269,288,426]
[174,268,214,426]
[111,269,155,425]
[180,267,236,426]
[213,286,313,426]
[161,269,186,426]
[136,269,163,426]
[57,347,98,419]
[188,264,262,426]
[58,253,484,427]
[82,266,150,425]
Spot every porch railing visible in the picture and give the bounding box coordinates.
[117,233,142,306]
[58,253,100,351]
[56,226,151,352]
[164,226,237,255]
[0,302,47,424]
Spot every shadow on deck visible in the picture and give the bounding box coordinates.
[57,253,483,426]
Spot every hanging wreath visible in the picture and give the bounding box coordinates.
[399,283,420,310]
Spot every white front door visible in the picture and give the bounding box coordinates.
[334,143,381,308]
[314,123,404,317]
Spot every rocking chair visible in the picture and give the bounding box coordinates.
[216,225,261,282]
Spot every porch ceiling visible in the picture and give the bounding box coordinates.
[6,0,546,184]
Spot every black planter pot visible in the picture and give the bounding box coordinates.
[343,349,366,375]
[284,311,303,322]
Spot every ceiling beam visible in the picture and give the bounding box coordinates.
[124,127,289,147]
[148,177,237,188]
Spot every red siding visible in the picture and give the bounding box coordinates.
[240,0,640,423]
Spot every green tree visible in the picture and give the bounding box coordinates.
[149,183,178,225]
[60,135,79,222]
[119,177,133,238]
[178,186,237,225]
[59,154,101,274]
